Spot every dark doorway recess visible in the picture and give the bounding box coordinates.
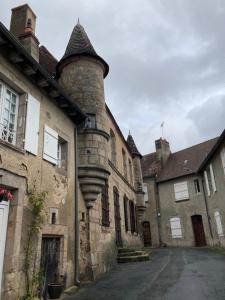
[114,187,122,247]
[40,236,61,299]
[143,221,152,247]
[191,215,206,247]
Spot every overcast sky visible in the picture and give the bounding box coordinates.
[1,0,225,154]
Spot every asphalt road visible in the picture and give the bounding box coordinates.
[65,248,225,300]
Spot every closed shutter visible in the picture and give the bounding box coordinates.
[174,182,189,201]
[220,147,225,174]
[25,94,40,155]
[214,211,223,237]
[210,164,217,192]
[43,125,58,164]
[170,217,182,238]
[204,171,210,197]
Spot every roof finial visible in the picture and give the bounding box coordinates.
[129,129,131,135]
[77,17,80,25]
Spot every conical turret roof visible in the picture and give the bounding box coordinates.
[57,22,109,77]
[127,134,142,158]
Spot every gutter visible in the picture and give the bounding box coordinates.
[74,128,80,286]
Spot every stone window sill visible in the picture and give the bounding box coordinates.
[0,139,25,155]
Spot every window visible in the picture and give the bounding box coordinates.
[143,183,149,203]
[204,164,216,196]
[124,196,129,232]
[84,114,96,129]
[214,211,223,237]
[57,137,67,170]
[129,200,137,233]
[170,217,182,238]
[128,159,133,184]
[122,148,127,179]
[194,179,200,193]
[174,181,189,201]
[102,182,109,227]
[221,147,225,174]
[110,129,117,166]
[0,81,19,145]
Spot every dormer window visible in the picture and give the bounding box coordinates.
[0,81,18,145]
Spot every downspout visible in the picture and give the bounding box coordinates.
[74,127,80,286]
[202,178,214,245]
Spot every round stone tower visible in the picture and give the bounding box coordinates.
[56,22,110,208]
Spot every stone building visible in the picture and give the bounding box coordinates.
[0,4,146,299]
[141,133,225,248]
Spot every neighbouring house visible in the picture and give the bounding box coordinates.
[141,136,223,248]
[0,4,146,299]
[198,129,225,247]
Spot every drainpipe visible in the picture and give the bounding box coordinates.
[74,127,80,286]
[202,178,214,245]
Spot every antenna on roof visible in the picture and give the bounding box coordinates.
[160,121,164,138]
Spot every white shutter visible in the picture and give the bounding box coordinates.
[25,94,40,155]
[143,183,148,203]
[170,217,182,238]
[43,125,58,164]
[0,202,9,296]
[174,182,189,201]
[214,211,223,237]
[204,171,210,197]
[220,147,225,174]
[210,164,217,192]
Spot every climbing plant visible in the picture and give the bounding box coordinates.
[22,187,48,300]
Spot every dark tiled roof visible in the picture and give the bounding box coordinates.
[141,152,161,178]
[157,137,218,183]
[127,134,142,158]
[57,22,109,77]
[39,45,57,77]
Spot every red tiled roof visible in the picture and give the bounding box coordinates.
[39,45,57,77]
[156,137,218,182]
[141,152,161,178]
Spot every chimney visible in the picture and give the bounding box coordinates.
[155,138,171,166]
[10,4,39,61]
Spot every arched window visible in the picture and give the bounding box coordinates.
[110,129,117,166]
[122,148,127,179]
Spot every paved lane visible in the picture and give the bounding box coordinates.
[65,248,225,300]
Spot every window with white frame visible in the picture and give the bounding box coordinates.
[174,181,189,201]
[143,183,149,203]
[221,147,225,175]
[0,81,19,145]
[170,217,182,238]
[204,164,216,197]
[214,211,223,237]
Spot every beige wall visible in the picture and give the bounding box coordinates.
[202,140,225,247]
[158,175,212,247]
[0,55,77,299]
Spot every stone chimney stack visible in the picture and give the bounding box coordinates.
[10,4,39,61]
[155,138,171,166]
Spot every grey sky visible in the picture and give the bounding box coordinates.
[1,0,225,154]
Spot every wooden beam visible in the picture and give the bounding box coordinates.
[37,78,49,87]
[23,65,36,75]
[0,36,6,45]
[9,52,24,63]
[49,90,60,98]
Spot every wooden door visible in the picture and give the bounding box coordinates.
[40,237,61,299]
[114,187,122,247]
[143,221,152,246]
[0,201,9,297]
[191,215,206,247]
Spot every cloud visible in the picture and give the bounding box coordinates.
[1,0,224,154]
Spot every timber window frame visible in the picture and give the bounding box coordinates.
[0,80,19,145]
[101,182,110,227]
[170,217,182,239]
[204,164,216,197]
[194,179,201,194]
[174,181,189,201]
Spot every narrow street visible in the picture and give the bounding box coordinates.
[65,248,225,300]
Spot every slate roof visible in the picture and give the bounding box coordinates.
[39,45,58,77]
[127,134,142,158]
[56,22,109,77]
[141,152,161,178]
[156,137,218,183]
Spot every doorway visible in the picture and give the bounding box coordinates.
[191,215,206,247]
[0,201,9,296]
[113,187,122,247]
[143,221,152,247]
[40,236,61,298]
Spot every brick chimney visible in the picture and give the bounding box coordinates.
[10,4,39,61]
[155,138,171,166]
